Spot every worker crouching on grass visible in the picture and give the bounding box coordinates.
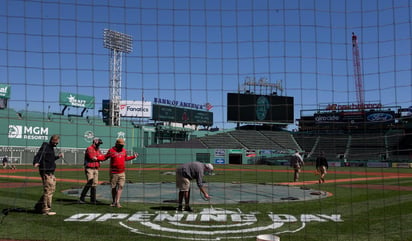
[79,138,106,204]
[105,138,138,208]
[33,134,64,216]
[175,161,213,212]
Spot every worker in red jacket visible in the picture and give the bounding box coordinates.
[79,138,106,204]
[105,138,138,208]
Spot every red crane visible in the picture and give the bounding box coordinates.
[352,32,365,107]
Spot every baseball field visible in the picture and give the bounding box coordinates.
[1,164,412,241]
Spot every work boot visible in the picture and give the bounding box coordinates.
[90,187,97,204]
[184,206,194,212]
[80,186,90,203]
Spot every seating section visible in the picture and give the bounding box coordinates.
[148,138,206,149]
[191,130,300,151]
[292,133,318,153]
[293,131,409,161]
[347,133,386,160]
[144,125,409,161]
[199,132,244,149]
[313,134,349,160]
[147,129,300,151]
[386,130,410,160]
[229,130,282,150]
[260,131,300,150]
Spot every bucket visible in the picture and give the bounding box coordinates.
[256,234,280,241]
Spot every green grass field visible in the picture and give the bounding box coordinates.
[1,164,412,241]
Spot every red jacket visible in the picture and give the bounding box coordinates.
[84,145,105,168]
[105,147,136,174]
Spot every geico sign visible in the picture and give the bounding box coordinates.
[315,115,340,122]
[65,208,343,240]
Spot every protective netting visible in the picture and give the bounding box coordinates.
[0,1,411,241]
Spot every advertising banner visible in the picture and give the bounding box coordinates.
[215,149,225,157]
[314,113,341,123]
[365,111,395,124]
[59,92,95,109]
[0,84,10,99]
[120,100,152,118]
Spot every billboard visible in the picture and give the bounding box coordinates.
[119,101,152,118]
[365,111,395,124]
[0,84,10,99]
[227,93,294,123]
[152,104,213,126]
[59,92,95,109]
[313,111,395,124]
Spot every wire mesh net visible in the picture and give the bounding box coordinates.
[0,0,411,240]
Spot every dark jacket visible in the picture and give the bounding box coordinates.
[33,142,59,174]
[316,156,328,169]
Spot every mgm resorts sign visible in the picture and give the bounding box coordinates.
[65,208,343,240]
[8,125,49,140]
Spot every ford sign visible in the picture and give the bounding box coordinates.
[366,112,394,122]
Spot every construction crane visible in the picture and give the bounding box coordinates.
[352,32,365,107]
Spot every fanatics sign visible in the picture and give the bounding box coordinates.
[119,101,152,118]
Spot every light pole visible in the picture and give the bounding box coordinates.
[103,29,133,126]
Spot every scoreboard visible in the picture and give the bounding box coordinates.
[227,93,294,124]
[152,104,213,126]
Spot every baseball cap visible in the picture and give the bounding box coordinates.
[93,137,103,144]
[205,163,214,171]
[116,138,125,145]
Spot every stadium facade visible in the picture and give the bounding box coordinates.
[1,85,411,166]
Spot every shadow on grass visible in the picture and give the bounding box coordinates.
[56,198,108,206]
[150,206,178,211]
[1,207,39,224]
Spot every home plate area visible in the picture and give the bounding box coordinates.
[63,182,329,204]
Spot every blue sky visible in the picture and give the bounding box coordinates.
[0,0,411,129]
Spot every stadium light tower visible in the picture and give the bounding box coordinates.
[103,29,133,126]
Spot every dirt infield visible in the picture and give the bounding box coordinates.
[1,167,412,191]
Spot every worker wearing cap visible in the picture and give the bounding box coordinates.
[176,161,213,212]
[105,138,138,208]
[79,138,106,204]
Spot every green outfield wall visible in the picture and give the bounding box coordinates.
[0,109,300,165]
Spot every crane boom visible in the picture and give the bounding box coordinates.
[352,32,365,107]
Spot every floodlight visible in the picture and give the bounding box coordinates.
[103,29,133,126]
[103,29,133,53]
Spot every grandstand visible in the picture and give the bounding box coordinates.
[148,129,297,151]
[293,129,411,162]
[2,103,411,165]
[347,133,387,160]
[145,125,411,164]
